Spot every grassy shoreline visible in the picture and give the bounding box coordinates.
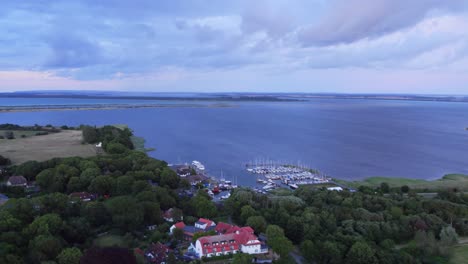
[335,174,468,191]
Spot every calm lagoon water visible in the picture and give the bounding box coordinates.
[1,98,468,185]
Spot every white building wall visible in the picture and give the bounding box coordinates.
[240,242,261,254]
[195,240,204,257]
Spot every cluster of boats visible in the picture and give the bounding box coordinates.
[248,164,330,190]
[192,160,205,171]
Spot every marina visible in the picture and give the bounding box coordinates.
[246,160,331,191]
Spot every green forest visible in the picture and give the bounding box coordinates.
[1,125,468,264]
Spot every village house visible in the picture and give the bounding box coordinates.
[163,208,183,222]
[145,242,172,264]
[170,218,216,240]
[6,176,27,187]
[194,224,266,258]
[69,192,96,202]
[185,174,209,186]
[171,165,192,177]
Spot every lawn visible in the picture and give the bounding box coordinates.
[335,174,468,191]
[449,244,468,264]
[93,235,128,248]
[0,130,96,165]
[0,130,44,139]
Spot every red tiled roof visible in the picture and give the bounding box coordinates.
[134,248,144,256]
[215,222,233,234]
[198,218,213,226]
[174,222,185,229]
[225,226,241,234]
[197,227,260,255]
[146,242,171,264]
[241,226,254,234]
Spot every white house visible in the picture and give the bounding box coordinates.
[195,228,264,258]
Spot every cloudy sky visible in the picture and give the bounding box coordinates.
[1,0,468,94]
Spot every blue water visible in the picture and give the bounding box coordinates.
[1,98,468,184]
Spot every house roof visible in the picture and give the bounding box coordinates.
[145,242,171,264]
[197,228,261,254]
[198,218,214,226]
[186,174,209,183]
[163,208,174,218]
[241,226,254,234]
[215,222,233,234]
[7,176,27,185]
[69,192,94,200]
[174,222,185,229]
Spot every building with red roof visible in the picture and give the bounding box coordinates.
[145,242,171,264]
[169,218,216,241]
[194,226,266,258]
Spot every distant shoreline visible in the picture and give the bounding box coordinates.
[0,103,236,113]
[2,92,468,103]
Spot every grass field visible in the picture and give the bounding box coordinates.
[335,174,468,191]
[0,130,96,164]
[0,130,45,139]
[449,244,468,264]
[93,235,127,248]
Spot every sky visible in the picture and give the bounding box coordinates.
[1,0,468,94]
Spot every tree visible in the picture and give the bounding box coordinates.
[106,142,128,154]
[105,196,143,231]
[132,180,151,194]
[57,247,82,264]
[172,228,184,241]
[318,241,343,264]
[232,253,253,264]
[401,185,410,193]
[439,225,458,255]
[246,216,267,234]
[380,182,390,193]
[82,126,98,143]
[193,195,217,219]
[0,155,11,166]
[141,201,162,225]
[167,252,177,264]
[25,213,63,237]
[285,216,304,244]
[346,241,378,264]
[266,225,293,258]
[29,235,63,262]
[85,201,110,227]
[89,175,115,195]
[160,168,179,189]
[301,240,317,263]
[67,177,82,193]
[240,205,257,225]
[0,211,21,232]
[192,230,217,242]
[79,168,100,188]
[114,176,134,196]
[390,206,403,220]
[4,131,14,139]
